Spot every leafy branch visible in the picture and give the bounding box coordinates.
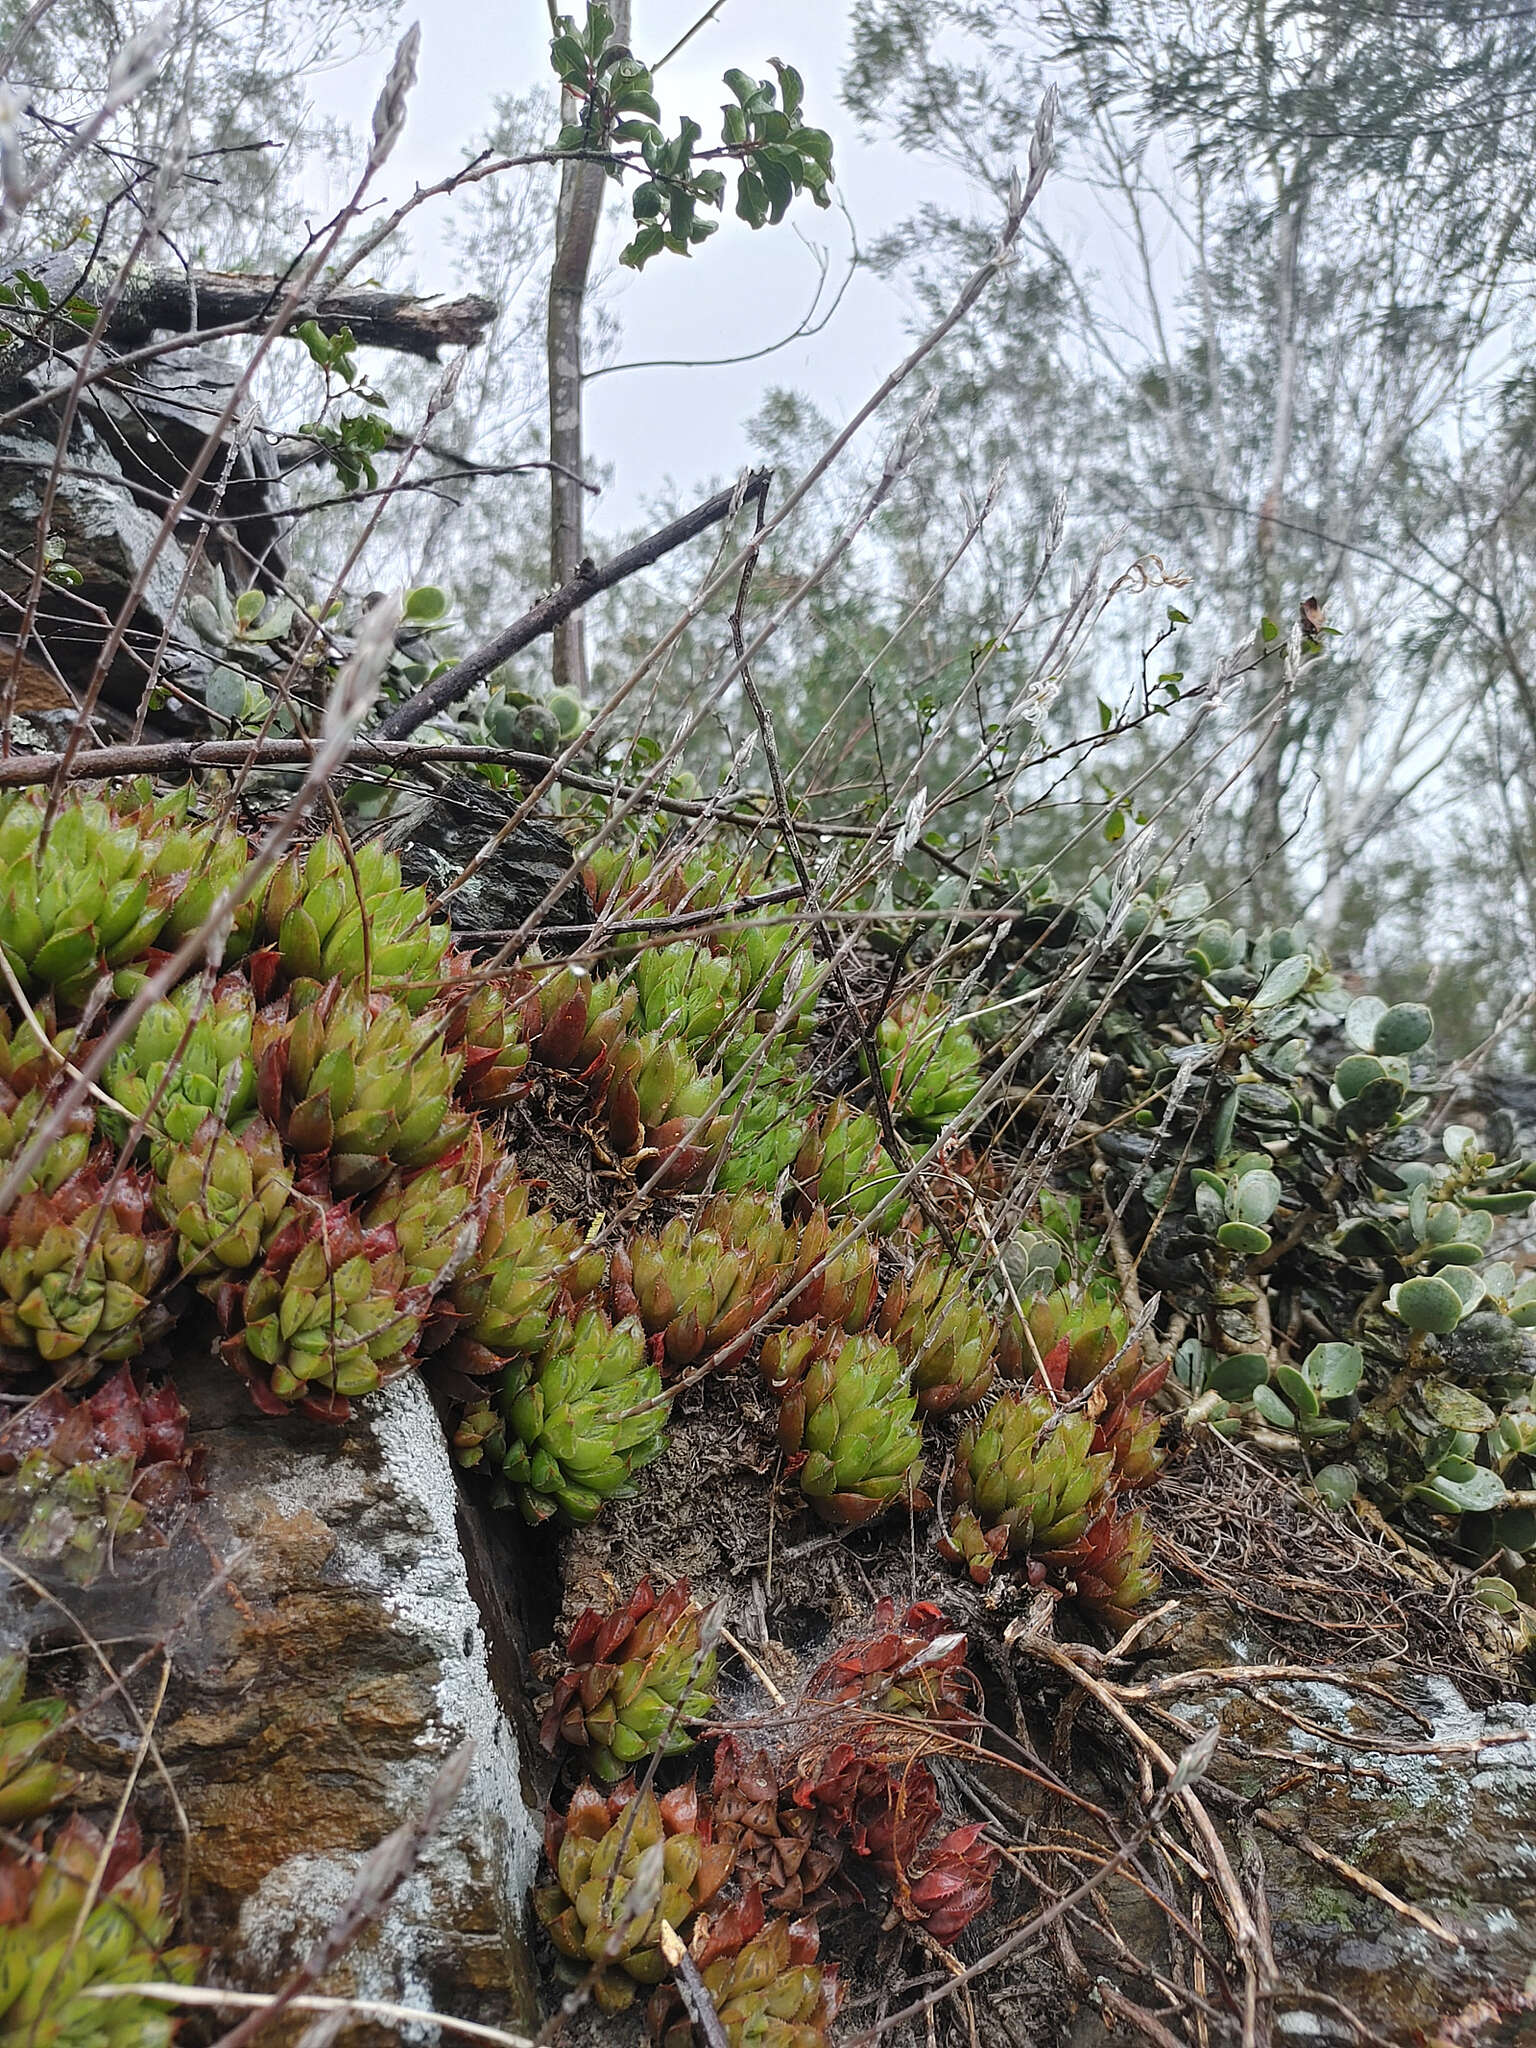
[547,4,835,269]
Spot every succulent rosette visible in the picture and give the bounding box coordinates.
[606,1031,727,1192]
[628,939,743,1051]
[870,990,981,1136]
[0,787,182,1006]
[450,1177,604,1361]
[540,1575,718,1782]
[793,1101,906,1229]
[465,1308,668,1524]
[650,1889,840,2048]
[785,1209,879,1333]
[767,1326,923,1525]
[536,1780,733,2011]
[878,1253,997,1414]
[0,1166,172,1375]
[101,973,256,1161]
[0,1813,201,2045]
[937,1390,1114,1587]
[152,1115,292,1278]
[0,1366,192,1584]
[253,980,468,1196]
[223,1202,428,1416]
[256,834,451,1007]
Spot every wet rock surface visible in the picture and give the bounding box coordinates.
[1,1355,543,2042]
[1127,1592,1536,2045]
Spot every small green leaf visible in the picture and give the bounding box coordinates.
[1303,1342,1362,1399]
[1419,1380,1496,1433]
[1209,1352,1269,1399]
[1252,953,1311,1009]
[1216,1220,1271,1256]
[1410,1467,1507,1515]
[1389,1275,1464,1335]
[1273,1363,1321,1419]
[1313,1464,1358,1511]
[404,585,448,624]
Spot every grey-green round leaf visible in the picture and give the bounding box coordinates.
[1232,1168,1282,1226]
[1253,953,1312,1009]
[1334,1053,1386,1104]
[206,664,251,722]
[404,584,449,623]
[1409,1467,1508,1515]
[1217,1220,1272,1256]
[1209,1352,1269,1400]
[1251,1382,1297,1430]
[1345,995,1388,1051]
[1473,1577,1519,1614]
[1439,1265,1487,1312]
[1273,1363,1321,1419]
[1313,1464,1358,1511]
[1371,1003,1434,1057]
[1390,1275,1465,1334]
[1304,1342,1363,1399]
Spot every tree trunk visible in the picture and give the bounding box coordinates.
[1248,173,1307,917]
[547,0,630,698]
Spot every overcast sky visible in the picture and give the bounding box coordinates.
[307,2,981,529]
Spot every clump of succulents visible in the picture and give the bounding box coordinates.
[1008,1292,1169,1488]
[535,1780,733,2012]
[101,973,256,1161]
[448,976,531,1107]
[0,1813,201,2045]
[764,1326,923,1525]
[937,1390,1113,1588]
[0,1166,172,1376]
[152,1115,292,1279]
[802,1597,979,1724]
[256,833,451,1005]
[793,1101,906,1229]
[0,1366,191,1584]
[785,1210,879,1333]
[0,786,187,1006]
[649,1890,840,2048]
[0,1654,77,1824]
[222,1203,429,1417]
[906,1823,999,1945]
[613,1202,788,1372]
[606,1032,727,1192]
[540,1576,718,1783]
[520,960,634,1077]
[870,990,981,1136]
[364,1128,505,1300]
[455,1307,667,1524]
[0,1005,92,1197]
[254,980,468,1196]
[715,1067,816,1196]
[879,1253,997,1413]
[628,939,744,1051]
[150,794,255,955]
[1063,1509,1160,1624]
[450,1177,604,1362]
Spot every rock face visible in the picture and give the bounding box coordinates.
[0,345,284,729]
[4,1357,544,2041]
